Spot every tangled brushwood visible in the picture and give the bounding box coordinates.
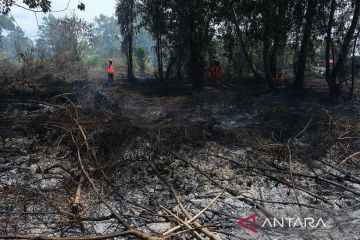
[1,80,360,240]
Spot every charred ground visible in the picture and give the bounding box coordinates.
[1,78,360,240]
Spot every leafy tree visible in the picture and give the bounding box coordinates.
[134,27,155,64]
[134,46,146,73]
[36,14,92,62]
[292,0,318,91]
[1,0,85,14]
[84,14,154,70]
[326,0,360,96]
[1,0,51,14]
[116,0,136,81]
[0,15,32,59]
[91,14,121,60]
[140,0,168,81]
[2,0,360,96]
[0,14,15,43]
[139,0,220,89]
[0,14,15,31]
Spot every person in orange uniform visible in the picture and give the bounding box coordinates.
[107,59,115,84]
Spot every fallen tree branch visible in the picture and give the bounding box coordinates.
[148,161,222,240]
[75,149,160,239]
[168,151,276,219]
[163,186,227,236]
[0,230,136,240]
[160,205,205,240]
[72,130,160,239]
[338,151,360,166]
[253,169,329,203]
[71,175,84,215]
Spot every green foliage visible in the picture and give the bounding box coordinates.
[91,15,121,60]
[116,0,136,52]
[134,46,147,73]
[116,0,137,80]
[0,15,33,60]
[1,0,70,14]
[135,27,155,63]
[209,38,225,61]
[36,14,92,62]
[84,55,102,68]
[0,14,15,31]
[84,13,154,74]
[1,0,358,93]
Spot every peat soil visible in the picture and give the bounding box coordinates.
[1,78,360,240]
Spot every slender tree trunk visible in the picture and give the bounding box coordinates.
[276,44,286,73]
[189,1,204,90]
[331,40,336,71]
[262,0,275,90]
[125,0,135,81]
[270,46,277,78]
[350,29,360,99]
[272,0,289,78]
[293,0,317,91]
[176,56,182,84]
[127,35,134,81]
[327,0,360,96]
[156,34,164,81]
[189,36,204,90]
[166,53,176,83]
[263,36,275,89]
[155,1,164,82]
[233,52,243,79]
[325,0,336,78]
[325,0,337,95]
[230,3,262,83]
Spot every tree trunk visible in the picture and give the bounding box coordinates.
[127,34,134,81]
[166,53,176,83]
[189,3,204,90]
[272,0,289,78]
[176,51,183,84]
[327,0,360,96]
[262,0,276,90]
[233,52,243,79]
[124,0,135,82]
[230,3,262,83]
[325,0,336,78]
[293,0,317,91]
[350,29,360,99]
[270,46,277,78]
[155,1,164,82]
[263,36,275,89]
[189,37,204,90]
[156,34,164,81]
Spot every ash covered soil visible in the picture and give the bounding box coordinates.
[1,79,360,240]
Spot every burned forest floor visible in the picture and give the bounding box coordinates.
[1,77,360,240]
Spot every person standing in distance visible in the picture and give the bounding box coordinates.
[107,59,115,84]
